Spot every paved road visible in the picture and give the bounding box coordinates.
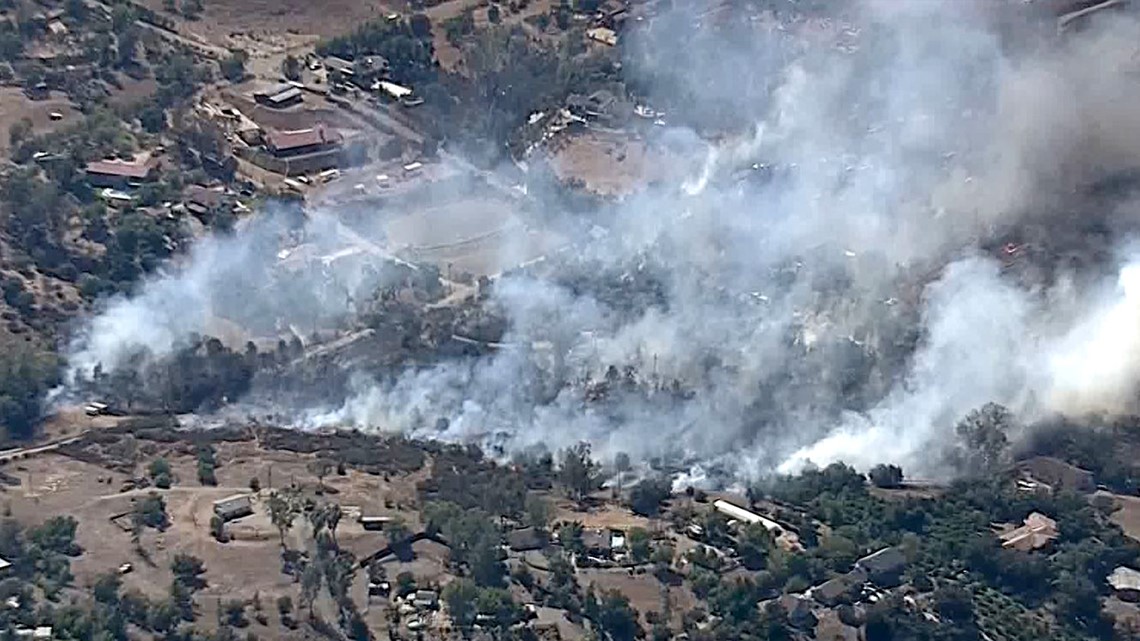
[0,434,84,463]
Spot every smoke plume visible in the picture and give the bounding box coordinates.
[61,1,1140,483]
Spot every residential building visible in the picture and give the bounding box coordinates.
[854,547,907,584]
[998,512,1059,552]
[712,499,782,534]
[587,26,618,46]
[262,86,304,108]
[265,126,343,158]
[1109,566,1140,602]
[759,594,816,629]
[85,158,158,189]
[212,495,254,522]
[413,589,438,609]
[808,569,866,607]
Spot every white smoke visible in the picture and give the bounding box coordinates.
[59,1,1140,481]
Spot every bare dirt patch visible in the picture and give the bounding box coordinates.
[388,198,564,276]
[1110,493,1140,542]
[549,131,680,196]
[577,568,697,625]
[135,0,399,42]
[0,88,78,159]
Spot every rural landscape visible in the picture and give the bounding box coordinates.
[1,1,1140,641]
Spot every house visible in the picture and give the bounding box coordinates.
[713,499,782,535]
[507,527,546,552]
[855,547,907,584]
[759,594,816,629]
[586,27,618,46]
[212,495,253,522]
[998,512,1059,552]
[85,158,158,189]
[808,569,866,607]
[262,86,303,108]
[413,589,438,610]
[265,126,343,158]
[377,80,413,101]
[182,185,228,219]
[1108,566,1140,602]
[1016,456,1095,494]
[368,580,391,597]
[324,56,356,77]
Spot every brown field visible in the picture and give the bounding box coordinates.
[0,435,425,635]
[387,198,565,277]
[552,499,659,533]
[0,88,78,159]
[1110,493,1140,542]
[136,0,399,41]
[577,568,698,625]
[549,131,681,196]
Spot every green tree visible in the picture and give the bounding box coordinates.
[559,442,599,502]
[267,491,296,549]
[171,553,206,590]
[443,578,479,627]
[180,0,203,19]
[219,51,248,83]
[209,514,226,542]
[93,572,122,604]
[524,494,552,530]
[281,54,301,81]
[628,527,652,563]
[737,523,772,571]
[628,475,671,516]
[869,464,904,489]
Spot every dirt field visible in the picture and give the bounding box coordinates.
[0,88,78,159]
[549,131,681,196]
[552,499,659,533]
[1110,493,1140,542]
[136,0,400,41]
[387,197,564,277]
[577,568,697,626]
[0,435,426,635]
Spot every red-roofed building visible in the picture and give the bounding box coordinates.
[265,125,343,158]
[85,158,159,188]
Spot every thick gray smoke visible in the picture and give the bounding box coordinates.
[62,1,1140,482]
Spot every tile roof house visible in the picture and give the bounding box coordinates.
[999,512,1059,552]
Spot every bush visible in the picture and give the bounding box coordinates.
[869,464,904,489]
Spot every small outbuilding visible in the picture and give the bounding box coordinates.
[212,495,253,522]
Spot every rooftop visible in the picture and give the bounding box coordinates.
[856,546,907,575]
[266,126,343,152]
[1109,566,1140,592]
[86,158,156,179]
[999,512,1058,551]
